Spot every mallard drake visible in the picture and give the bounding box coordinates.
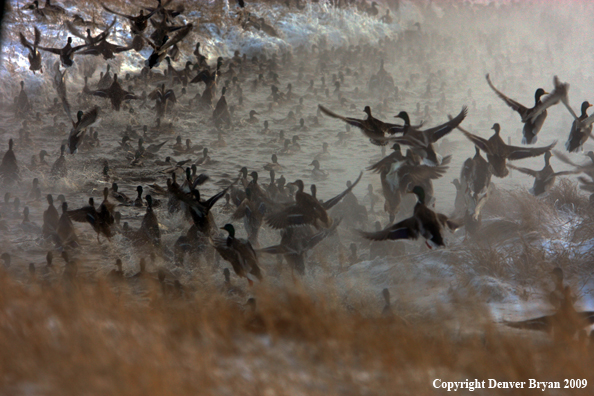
[563,101,594,153]
[0,139,20,185]
[486,74,549,144]
[319,105,406,145]
[507,151,576,196]
[384,106,468,166]
[266,172,362,229]
[56,202,79,249]
[19,27,43,73]
[457,123,556,178]
[91,74,137,111]
[359,186,459,248]
[37,36,93,67]
[212,224,263,285]
[42,194,59,239]
[102,4,157,34]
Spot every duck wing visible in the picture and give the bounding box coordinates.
[322,171,363,210]
[506,164,539,177]
[265,205,308,229]
[455,124,492,155]
[530,76,573,123]
[423,106,468,142]
[318,105,365,129]
[101,4,134,20]
[358,217,419,241]
[398,160,450,187]
[506,142,556,161]
[485,74,529,119]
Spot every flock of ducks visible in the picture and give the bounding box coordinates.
[2,0,594,337]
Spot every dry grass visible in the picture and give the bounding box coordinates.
[1,274,594,395]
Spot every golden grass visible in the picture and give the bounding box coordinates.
[0,272,593,395]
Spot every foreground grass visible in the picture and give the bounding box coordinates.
[0,273,593,396]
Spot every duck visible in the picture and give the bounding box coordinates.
[68,107,100,153]
[507,151,576,196]
[108,258,124,280]
[19,27,43,73]
[67,188,114,243]
[110,183,133,205]
[259,220,340,275]
[14,81,32,119]
[42,194,60,239]
[231,187,266,248]
[37,36,92,67]
[359,186,460,249]
[55,202,79,249]
[211,132,227,148]
[463,146,491,198]
[91,74,138,111]
[0,139,20,185]
[263,154,283,172]
[386,106,468,166]
[148,83,177,117]
[195,147,212,166]
[212,224,263,286]
[457,123,556,178]
[20,207,42,234]
[564,101,594,153]
[133,195,161,248]
[143,24,194,68]
[486,74,549,144]
[102,4,157,34]
[213,86,231,129]
[314,142,332,161]
[310,159,328,180]
[266,172,362,229]
[318,105,406,145]
[134,186,144,207]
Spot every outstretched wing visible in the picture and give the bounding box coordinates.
[486,74,529,118]
[424,106,468,142]
[456,124,492,155]
[318,105,365,130]
[507,142,556,161]
[322,171,363,210]
[358,217,419,241]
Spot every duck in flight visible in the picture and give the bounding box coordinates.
[486,74,549,144]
